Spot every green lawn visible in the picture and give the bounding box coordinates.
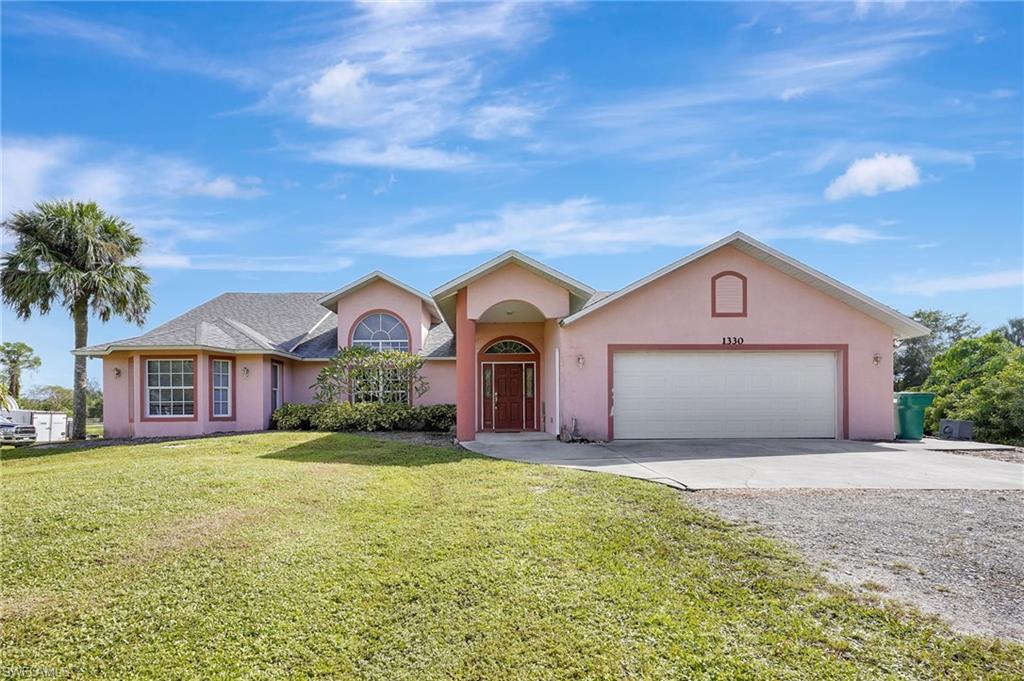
[1,433,1019,679]
[85,422,103,438]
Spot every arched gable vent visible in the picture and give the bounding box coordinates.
[711,271,747,317]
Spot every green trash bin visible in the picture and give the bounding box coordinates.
[894,392,935,440]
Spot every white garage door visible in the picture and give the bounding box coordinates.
[612,351,837,439]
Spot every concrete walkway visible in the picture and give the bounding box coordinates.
[461,434,1024,490]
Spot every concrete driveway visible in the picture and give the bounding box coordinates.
[461,434,1024,490]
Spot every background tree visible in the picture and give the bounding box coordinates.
[19,384,74,415]
[0,341,42,399]
[894,309,980,390]
[923,332,1023,445]
[1,201,151,439]
[996,317,1024,347]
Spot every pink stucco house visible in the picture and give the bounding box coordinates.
[78,232,928,442]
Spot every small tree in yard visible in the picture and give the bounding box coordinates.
[1,201,151,439]
[313,347,429,404]
[0,341,41,399]
[894,309,980,390]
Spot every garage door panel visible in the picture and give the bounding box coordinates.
[613,351,837,439]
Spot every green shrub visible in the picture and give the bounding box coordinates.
[271,403,317,430]
[311,403,359,431]
[923,332,1024,445]
[304,402,457,433]
[420,404,457,432]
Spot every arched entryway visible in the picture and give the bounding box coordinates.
[479,337,539,432]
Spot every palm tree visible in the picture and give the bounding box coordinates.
[1,201,152,439]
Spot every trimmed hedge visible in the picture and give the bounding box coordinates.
[271,402,456,433]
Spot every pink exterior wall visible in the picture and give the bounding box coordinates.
[417,360,457,405]
[467,264,569,320]
[335,279,432,354]
[455,289,476,441]
[558,246,895,440]
[287,361,327,405]
[102,351,275,438]
[101,353,133,439]
[542,319,562,435]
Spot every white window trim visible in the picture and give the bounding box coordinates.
[270,362,283,411]
[212,359,232,418]
[351,313,410,353]
[145,358,196,418]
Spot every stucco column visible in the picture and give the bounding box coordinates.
[455,288,476,441]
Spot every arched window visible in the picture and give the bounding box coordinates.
[484,339,534,354]
[352,312,409,352]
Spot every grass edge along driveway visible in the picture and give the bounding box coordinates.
[2,432,1021,679]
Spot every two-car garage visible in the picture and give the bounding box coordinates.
[611,350,841,439]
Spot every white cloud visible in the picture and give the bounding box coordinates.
[891,270,1024,296]
[139,253,353,273]
[576,27,945,161]
[3,7,259,85]
[263,2,554,168]
[468,104,538,140]
[1,138,78,214]
[780,86,809,101]
[310,140,475,171]
[807,224,896,244]
[190,176,264,199]
[0,136,265,215]
[332,195,886,258]
[824,153,920,200]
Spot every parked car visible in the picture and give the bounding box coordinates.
[0,415,36,447]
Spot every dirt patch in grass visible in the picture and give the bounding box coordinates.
[362,430,458,449]
[138,506,272,559]
[0,591,61,621]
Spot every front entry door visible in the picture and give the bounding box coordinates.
[494,364,524,430]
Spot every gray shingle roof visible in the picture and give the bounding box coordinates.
[78,293,340,359]
[422,324,455,359]
[77,291,455,360]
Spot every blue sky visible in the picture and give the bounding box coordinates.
[2,1,1022,390]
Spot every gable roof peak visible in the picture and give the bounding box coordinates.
[318,271,441,320]
[560,231,929,339]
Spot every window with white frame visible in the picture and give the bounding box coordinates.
[352,313,409,352]
[212,359,232,417]
[354,368,409,404]
[146,359,194,416]
[270,362,282,411]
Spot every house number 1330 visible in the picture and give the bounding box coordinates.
[722,336,744,345]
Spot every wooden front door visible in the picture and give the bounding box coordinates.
[493,364,524,430]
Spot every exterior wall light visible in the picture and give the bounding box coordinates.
[873,353,882,366]
[241,366,250,378]
[113,367,122,378]
[576,354,585,369]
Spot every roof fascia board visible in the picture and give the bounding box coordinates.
[71,345,308,360]
[431,250,595,302]
[318,271,441,319]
